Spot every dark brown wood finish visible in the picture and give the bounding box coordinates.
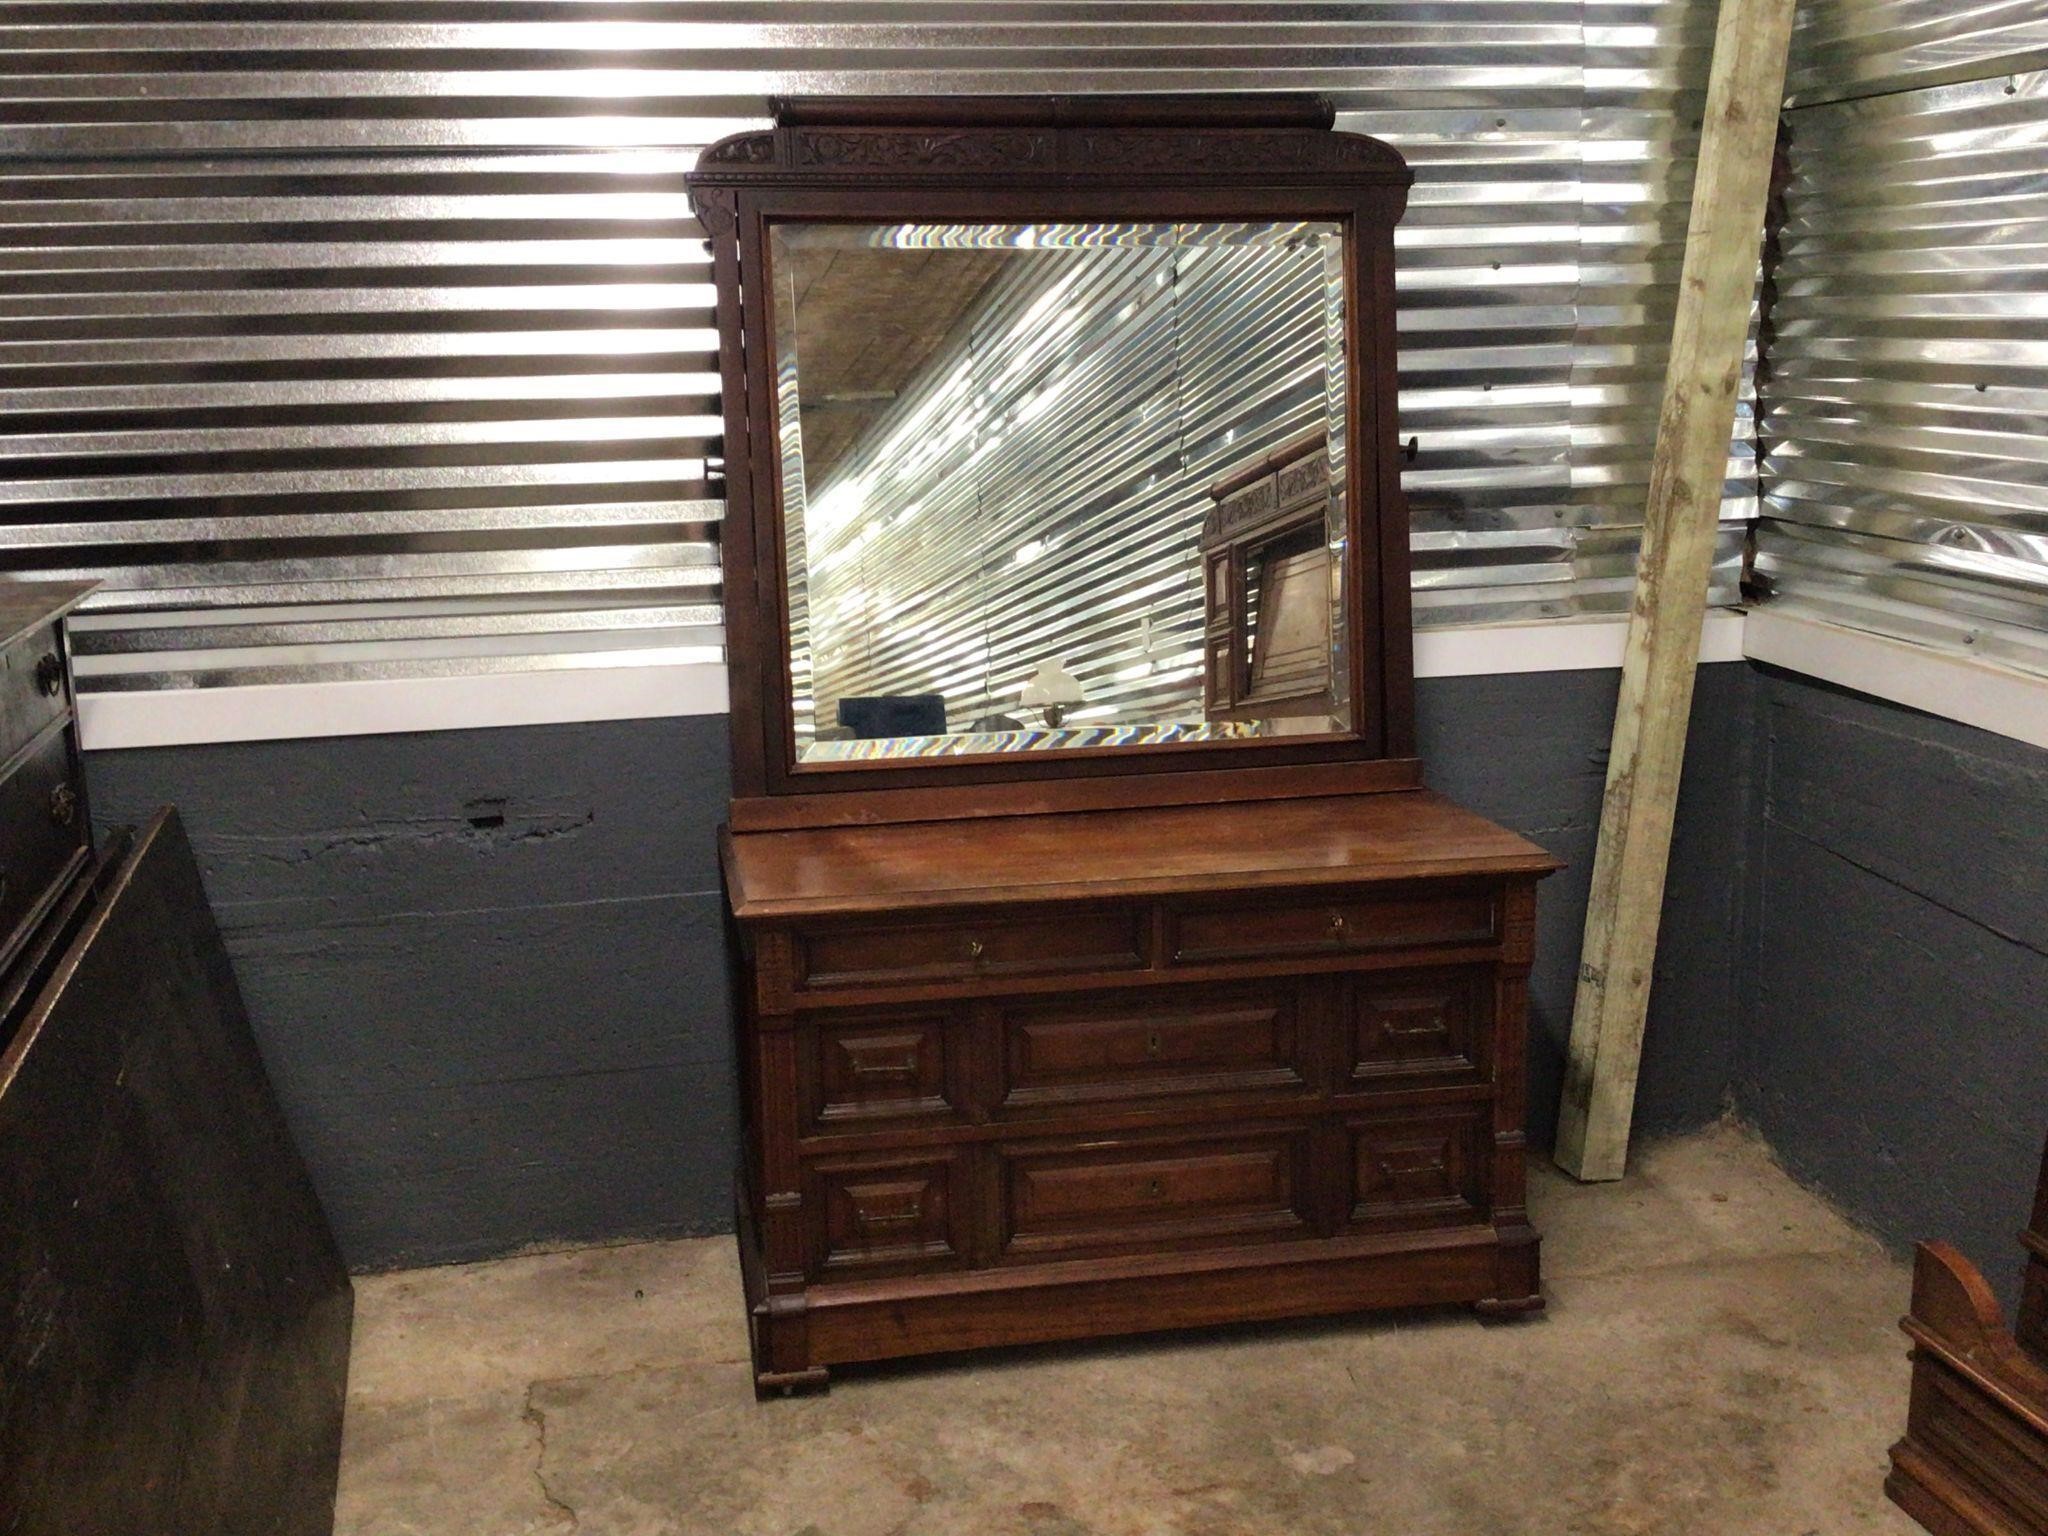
[696,98,1562,1394]
[0,810,352,1536]
[688,93,1415,811]
[0,583,95,1013]
[722,790,1558,1392]
[1888,1134,2048,1536]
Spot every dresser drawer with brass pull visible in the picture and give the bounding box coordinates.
[801,1010,964,1130]
[805,1149,967,1277]
[1347,1107,1490,1233]
[1341,967,1491,1089]
[1166,884,1498,967]
[791,904,1145,993]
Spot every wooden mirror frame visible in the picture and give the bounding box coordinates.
[688,95,1419,831]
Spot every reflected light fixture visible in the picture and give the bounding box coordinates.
[1019,658,1086,729]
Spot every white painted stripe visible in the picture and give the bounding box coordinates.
[78,613,1757,750]
[1743,608,2048,754]
[1414,609,1746,677]
[79,660,729,750]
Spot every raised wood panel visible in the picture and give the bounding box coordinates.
[1342,967,1489,1089]
[804,1011,961,1130]
[1168,884,1496,967]
[996,984,1308,1113]
[794,905,1144,992]
[807,1150,966,1278]
[1348,1108,1488,1232]
[1000,1127,1314,1261]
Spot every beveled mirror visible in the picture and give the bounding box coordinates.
[689,96,1417,815]
[774,218,1350,762]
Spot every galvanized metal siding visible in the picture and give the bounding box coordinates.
[1786,1,2048,108]
[1760,7,2048,672]
[0,3,1743,697]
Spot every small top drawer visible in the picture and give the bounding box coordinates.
[0,622,70,765]
[793,903,1145,993]
[1167,883,1497,967]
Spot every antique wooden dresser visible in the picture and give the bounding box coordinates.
[0,583,352,1531]
[694,95,1561,1394]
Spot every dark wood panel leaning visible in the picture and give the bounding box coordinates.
[1888,1132,2048,1536]
[0,802,353,1533]
[691,96,1563,1396]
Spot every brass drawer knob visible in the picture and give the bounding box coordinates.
[49,784,77,828]
[966,937,986,962]
[1328,909,1348,936]
[1145,1178,1165,1200]
[1145,1029,1163,1057]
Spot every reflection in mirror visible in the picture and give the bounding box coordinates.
[772,220,1352,763]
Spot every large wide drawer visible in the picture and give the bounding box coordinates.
[792,904,1146,993]
[999,1126,1315,1261]
[995,982,1309,1114]
[1167,883,1497,966]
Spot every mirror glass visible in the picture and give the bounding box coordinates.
[771,219,1353,763]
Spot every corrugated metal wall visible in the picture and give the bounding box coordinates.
[0,3,1747,702]
[1759,4,2048,672]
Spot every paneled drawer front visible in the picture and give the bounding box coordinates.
[0,623,68,764]
[806,1150,966,1277]
[997,983,1308,1113]
[1167,884,1497,967]
[795,905,1144,992]
[0,724,87,956]
[1342,968,1490,1089]
[1000,1128,1314,1260]
[1348,1108,1489,1233]
[802,1011,961,1131]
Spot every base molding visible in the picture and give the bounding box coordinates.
[740,1215,1538,1392]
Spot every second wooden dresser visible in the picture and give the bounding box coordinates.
[722,788,1559,1394]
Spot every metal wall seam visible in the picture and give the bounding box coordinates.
[0,3,1747,696]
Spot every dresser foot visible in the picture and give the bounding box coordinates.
[1471,1294,1546,1321]
[754,1364,830,1401]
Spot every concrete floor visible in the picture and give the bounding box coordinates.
[336,1124,1922,1535]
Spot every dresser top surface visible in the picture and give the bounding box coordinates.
[722,788,1559,919]
[0,581,96,653]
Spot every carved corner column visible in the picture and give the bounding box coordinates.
[745,928,828,1392]
[1476,876,1543,1317]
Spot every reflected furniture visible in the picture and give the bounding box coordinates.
[691,95,1561,1396]
[1888,1132,2048,1536]
[1202,431,1342,727]
[0,584,350,1535]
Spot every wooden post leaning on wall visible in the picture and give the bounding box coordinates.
[1554,0,1796,1181]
